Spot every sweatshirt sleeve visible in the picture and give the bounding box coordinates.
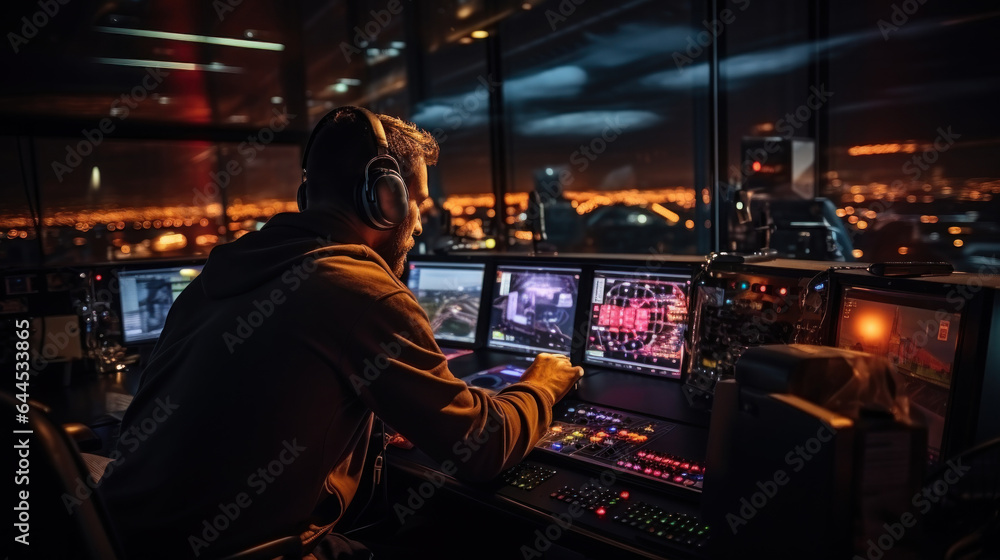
[341,289,555,482]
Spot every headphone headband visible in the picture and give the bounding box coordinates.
[301,106,389,175]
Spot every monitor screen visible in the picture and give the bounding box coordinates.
[119,265,203,343]
[487,265,581,355]
[836,287,960,461]
[584,270,690,378]
[406,261,486,345]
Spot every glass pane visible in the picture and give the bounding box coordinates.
[35,138,226,265]
[410,4,495,249]
[825,1,1000,271]
[302,0,411,128]
[0,0,293,126]
[721,0,825,257]
[501,0,703,255]
[221,143,301,238]
[0,136,40,267]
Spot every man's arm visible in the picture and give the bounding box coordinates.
[343,291,581,482]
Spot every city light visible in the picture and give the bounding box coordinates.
[847,143,919,156]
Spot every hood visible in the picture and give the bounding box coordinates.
[198,210,382,299]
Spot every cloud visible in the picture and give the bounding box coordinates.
[516,110,659,136]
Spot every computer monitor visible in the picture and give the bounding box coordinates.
[406,261,486,346]
[487,264,581,355]
[119,265,203,343]
[584,269,690,379]
[835,287,961,462]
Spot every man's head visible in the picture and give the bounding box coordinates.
[300,107,439,277]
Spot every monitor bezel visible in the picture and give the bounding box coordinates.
[404,259,489,349]
[834,286,962,461]
[485,263,583,357]
[582,268,693,380]
[828,272,995,463]
[117,264,204,344]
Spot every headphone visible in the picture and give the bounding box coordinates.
[298,106,409,230]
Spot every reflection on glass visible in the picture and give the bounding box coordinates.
[31,138,298,265]
[823,1,1000,271]
[0,1,292,127]
[499,0,701,254]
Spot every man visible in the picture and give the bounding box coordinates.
[99,107,582,559]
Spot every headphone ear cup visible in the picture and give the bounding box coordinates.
[357,152,409,229]
[373,171,409,227]
[357,169,408,230]
[297,181,308,212]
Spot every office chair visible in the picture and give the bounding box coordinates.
[2,391,302,560]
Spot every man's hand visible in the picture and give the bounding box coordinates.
[519,353,584,404]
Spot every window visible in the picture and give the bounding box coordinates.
[497,1,705,255]
[0,136,38,267]
[2,0,998,270]
[823,0,1000,270]
[34,138,225,264]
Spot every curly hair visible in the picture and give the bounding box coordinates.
[379,113,439,176]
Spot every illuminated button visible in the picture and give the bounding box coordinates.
[779,287,788,296]
[620,491,630,500]
[552,443,562,450]
[596,507,606,517]
[673,476,684,483]
[637,451,646,458]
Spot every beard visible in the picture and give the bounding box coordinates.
[374,221,414,278]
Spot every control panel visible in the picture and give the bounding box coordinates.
[536,402,705,492]
[498,462,710,557]
[683,268,811,407]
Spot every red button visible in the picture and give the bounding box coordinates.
[596,507,606,517]
[619,491,630,500]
